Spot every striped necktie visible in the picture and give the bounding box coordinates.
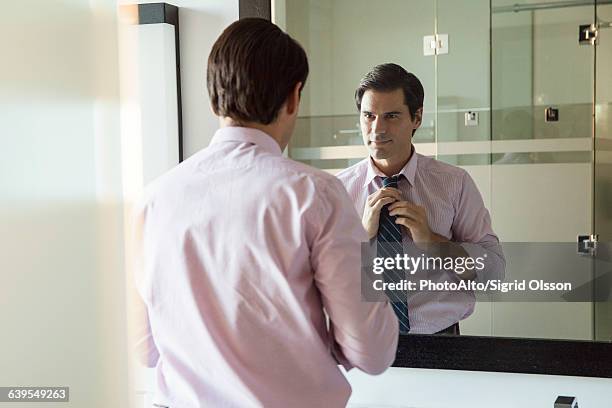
[377,175,410,333]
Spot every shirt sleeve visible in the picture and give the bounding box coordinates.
[131,293,160,368]
[452,171,506,282]
[129,199,161,368]
[307,176,399,375]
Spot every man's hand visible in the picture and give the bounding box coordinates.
[388,201,435,249]
[388,201,475,280]
[362,188,402,239]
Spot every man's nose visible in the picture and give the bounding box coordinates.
[372,117,386,135]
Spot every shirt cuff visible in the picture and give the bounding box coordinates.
[459,242,499,283]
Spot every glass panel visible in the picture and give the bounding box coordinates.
[490,0,596,340]
[594,2,612,341]
[437,0,491,144]
[434,0,491,339]
[492,0,594,143]
[491,0,534,142]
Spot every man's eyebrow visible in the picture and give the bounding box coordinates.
[360,110,403,114]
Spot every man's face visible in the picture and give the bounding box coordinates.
[360,88,422,166]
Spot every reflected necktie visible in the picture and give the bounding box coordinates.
[377,175,410,333]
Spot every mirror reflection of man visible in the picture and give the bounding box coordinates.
[337,63,505,335]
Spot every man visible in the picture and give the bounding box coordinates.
[130,19,398,408]
[337,63,505,335]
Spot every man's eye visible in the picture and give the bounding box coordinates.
[363,113,374,119]
[386,114,398,119]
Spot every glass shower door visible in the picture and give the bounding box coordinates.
[490,0,606,340]
[594,1,612,341]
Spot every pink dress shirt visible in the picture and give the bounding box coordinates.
[132,127,399,407]
[336,152,505,333]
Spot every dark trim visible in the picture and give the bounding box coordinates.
[239,0,270,19]
[395,334,612,378]
[248,0,612,379]
[130,2,184,162]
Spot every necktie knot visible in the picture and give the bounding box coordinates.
[382,175,399,188]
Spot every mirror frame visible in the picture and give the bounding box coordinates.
[239,0,612,378]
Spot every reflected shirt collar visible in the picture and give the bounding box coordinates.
[210,126,282,156]
[364,146,418,188]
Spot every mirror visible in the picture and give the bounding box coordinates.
[273,0,612,341]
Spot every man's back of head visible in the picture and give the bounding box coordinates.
[207,18,309,149]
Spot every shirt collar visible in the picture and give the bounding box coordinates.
[210,126,283,156]
[364,146,418,188]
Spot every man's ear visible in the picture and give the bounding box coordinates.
[413,107,423,129]
[285,82,302,116]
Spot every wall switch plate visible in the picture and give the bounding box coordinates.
[423,34,449,56]
[465,111,478,126]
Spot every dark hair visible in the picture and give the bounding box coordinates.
[207,18,309,125]
[355,63,424,120]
